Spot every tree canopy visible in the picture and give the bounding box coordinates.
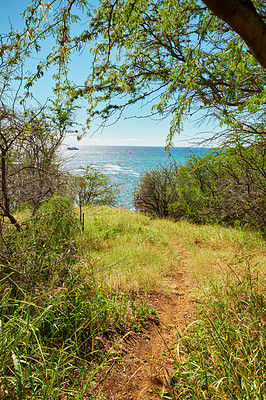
[0,23,79,230]
[2,0,266,147]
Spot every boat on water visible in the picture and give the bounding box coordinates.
[67,146,79,150]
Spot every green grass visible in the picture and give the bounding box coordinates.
[77,207,265,399]
[77,206,182,293]
[78,206,265,294]
[0,267,150,399]
[0,201,154,399]
[167,264,265,399]
[0,202,265,399]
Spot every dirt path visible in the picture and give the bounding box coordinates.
[95,249,196,399]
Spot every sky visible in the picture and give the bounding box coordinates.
[1,0,218,148]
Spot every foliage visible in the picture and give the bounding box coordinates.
[0,104,74,231]
[31,195,81,253]
[76,165,120,207]
[0,196,80,294]
[169,265,266,399]
[0,21,79,230]
[0,199,152,399]
[134,164,179,218]
[173,145,265,230]
[134,145,265,231]
[12,0,266,149]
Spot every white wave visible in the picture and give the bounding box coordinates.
[105,164,123,170]
[102,164,141,177]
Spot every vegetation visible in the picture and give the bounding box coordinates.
[80,208,266,399]
[14,0,266,150]
[78,206,265,292]
[0,1,265,398]
[134,164,179,218]
[0,199,265,398]
[77,165,119,208]
[0,105,71,231]
[134,146,265,232]
[0,201,154,399]
[76,165,120,227]
[169,266,265,399]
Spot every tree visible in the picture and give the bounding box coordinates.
[0,24,80,231]
[0,30,74,226]
[76,164,119,211]
[17,0,266,148]
[134,147,265,230]
[0,104,71,231]
[134,164,179,218]
[202,0,266,68]
[171,147,266,229]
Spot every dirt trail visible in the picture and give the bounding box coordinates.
[96,249,196,399]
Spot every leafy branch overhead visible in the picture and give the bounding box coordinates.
[14,0,266,147]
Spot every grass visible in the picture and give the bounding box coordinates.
[0,262,147,399]
[77,206,182,293]
[0,202,265,399]
[78,206,265,294]
[78,207,265,399]
[167,263,265,399]
[0,200,154,399]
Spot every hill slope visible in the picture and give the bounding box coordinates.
[79,206,265,399]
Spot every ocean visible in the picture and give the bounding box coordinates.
[62,146,209,209]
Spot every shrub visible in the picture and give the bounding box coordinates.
[76,165,120,207]
[172,146,266,230]
[133,164,179,218]
[134,145,265,231]
[0,196,81,295]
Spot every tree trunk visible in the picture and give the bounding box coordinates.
[203,0,266,68]
[1,148,22,232]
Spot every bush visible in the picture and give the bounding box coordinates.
[133,164,179,218]
[0,196,81,295]
[77,165,120,207]
[134,145,265,231]
[172,146,266,230]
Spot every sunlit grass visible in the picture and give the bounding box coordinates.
[78,206,182,293]
[78,206,265,295]
[1,203,265,399]
[172,219,265,295]
[168,263,266,399]
[78,208,265,400]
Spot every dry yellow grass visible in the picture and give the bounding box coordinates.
[77,206,266,294]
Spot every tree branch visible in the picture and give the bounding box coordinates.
[203,0,266,68]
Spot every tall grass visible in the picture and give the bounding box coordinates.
[1,202,264,398]
[168,263,265,399]
[77,206,265,294]
[0,198,152,399]
[0,282,145,399]
[77,206,182,293]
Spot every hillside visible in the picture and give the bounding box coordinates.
[1,204,265,399]
[79,206,265,399]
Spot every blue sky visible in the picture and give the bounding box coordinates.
[1,0,218,147]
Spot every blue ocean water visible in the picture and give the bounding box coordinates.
[62,146,209,209]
